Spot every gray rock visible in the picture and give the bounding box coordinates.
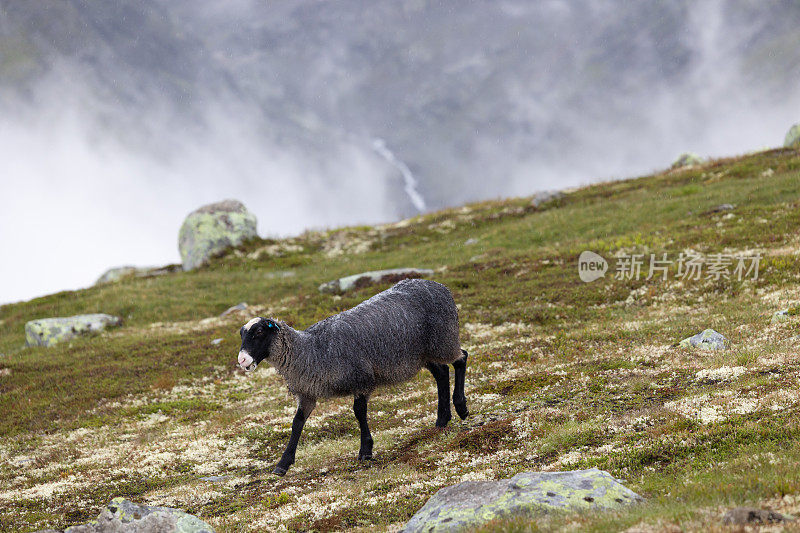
[671,152,705,168]
[772,307,798,323]
[530,190,564,208]
[772,309,790,323]
[210,338,224,346]
[25,314,122,347]
[709,203,735,213]
[679,328,727,351]
[402,468,642,533]
[785,123,800,148]
[265,270,296,279]
[220,302,248,317]
[464,238,479,246]
[722,507,789,525]
[319,268,434,294]
[96,266,142,285]
[199,475,231,483]
[96,265,181,285]
[43,497,214,533]
[178,200,258,271]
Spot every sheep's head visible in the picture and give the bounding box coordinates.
[237,317,281,372]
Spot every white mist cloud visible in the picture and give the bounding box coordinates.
[0,76,394,304]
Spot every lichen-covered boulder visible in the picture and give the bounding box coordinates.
[402,469,642,533]
[679,328,727,350]
[54,497,213,532]
[784,123,800,148]
[319,268,434,294]
[671,152,705,168]
[178,200,257,271]
[25,314,122,347]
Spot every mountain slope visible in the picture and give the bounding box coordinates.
[1,148,799,531]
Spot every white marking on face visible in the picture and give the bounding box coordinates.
[243,318,260,331]
[238,350,255,371]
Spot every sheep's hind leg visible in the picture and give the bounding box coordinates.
[353,395,374,460]
[426,362,452,428]
[452,349,469,420]
[273,395,316,476]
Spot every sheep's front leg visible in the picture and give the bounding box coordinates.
[353,395,374,460]
[426,362,452,428]
[274,395,316,476]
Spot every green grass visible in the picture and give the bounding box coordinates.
[1,148,800,531]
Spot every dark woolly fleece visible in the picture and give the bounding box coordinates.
[261,278,463,399]
[239,278,468,475]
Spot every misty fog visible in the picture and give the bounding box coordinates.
[1,0,799,304]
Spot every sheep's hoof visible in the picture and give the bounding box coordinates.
[455,404,469,420]
[272,466,288,477]
[435,415,451,428]
[358,453,373,461]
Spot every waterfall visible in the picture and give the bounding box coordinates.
[371,138,427,212]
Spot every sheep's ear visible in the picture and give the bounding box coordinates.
[266,320,280,331]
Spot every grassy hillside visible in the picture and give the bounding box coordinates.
[1,148,800,532]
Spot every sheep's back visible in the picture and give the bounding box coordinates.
[307,279,461,385]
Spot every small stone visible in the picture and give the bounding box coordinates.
[722,507,789,525]
[709,203,735,213]
[95,265,180,285]
[530,190,564,208]
[220,302,248,317]
[210,338,224,346]
[199,475,231,483]
[319,268,434,294]
[772,309,790,323]
[265,270,296,279]
[464,238,479,246]
[679,328,727,351]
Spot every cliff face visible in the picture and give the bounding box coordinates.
[2,1,800,212]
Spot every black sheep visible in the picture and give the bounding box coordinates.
[236,278,469,476]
